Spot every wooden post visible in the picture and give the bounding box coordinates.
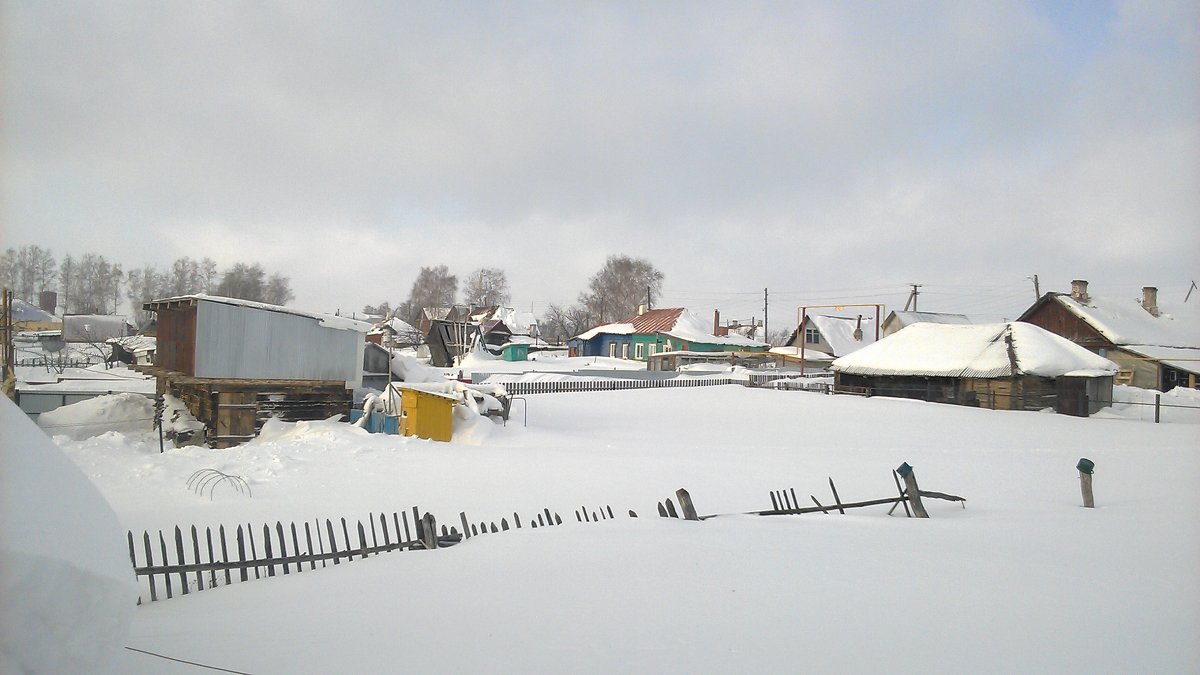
[420,513,438,550]
[896,462,929,518]
[1154,394,1161,423]
[1077,458,1095,508]
[675,488,699,521]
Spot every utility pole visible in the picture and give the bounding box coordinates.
[903,284,922,312]
[763,288,768,343]
[1030,274,1040,301]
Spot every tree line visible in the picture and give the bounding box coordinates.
[1,245,294,326]
[364,255,663,343]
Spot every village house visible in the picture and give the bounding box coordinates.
[141,295,369,447]
[568,307,769,362]
[831,322,1118,416]
[778,313,881,368]
[1018,280,1199,391]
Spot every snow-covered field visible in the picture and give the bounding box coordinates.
[25,382,1197,673]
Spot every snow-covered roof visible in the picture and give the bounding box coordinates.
[12,299,60,324]
[572,322,635,341]
[1032,293,1198,348]
[144,294,371,333]
[832,322,1119,379]
[769,346,836,361]
[806,314,880,357]
[572,308,767,348]
[660,310,768,348]
[105,335,157,354]
[885,311,972,330]
[369,317,420,336]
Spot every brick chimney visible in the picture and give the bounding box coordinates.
[1070,279,1090,304]
[1141,286,1160,317]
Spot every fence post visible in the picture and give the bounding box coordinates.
[1077,458,1095,508]
[896,462,929,518]
[420,513,438,550]
[1155,394,1161,423]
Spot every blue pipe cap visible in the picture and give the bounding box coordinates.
[896,462,913,478]
[1077,458,1095,475]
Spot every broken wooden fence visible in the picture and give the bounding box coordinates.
[128,502,625,603]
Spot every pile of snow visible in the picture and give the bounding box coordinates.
[390,353,450,384]
[1104,384,1200,424]
[36,392,156,441]
[0,397,137,674]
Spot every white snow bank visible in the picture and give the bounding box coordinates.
[0,397,137,674]
[1100,384,1200,424]
[36,392,156,441]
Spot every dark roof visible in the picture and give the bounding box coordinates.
[625,308,684,334]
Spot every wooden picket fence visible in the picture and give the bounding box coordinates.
[127,503,625,603]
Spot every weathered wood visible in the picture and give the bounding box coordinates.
[175,527,190,594]
[828,478,845,515]
[357,521,369,559]
[657,502,668,517]
[471,523,479,536]
[514,513,522,529]
[247,524,261,578]
[460,512,472,539]
[340,519,351,559]
[810,496,829,514]
[401,511,412,548]
[392,513,402,548]
[898,465,929,518]
[326,519,340,565]
[236,526,249,581]
[276,522,289,574]
[675,488,699,521]
[263,525,276,577]
[143,531,158,601]
[291,523,302,571]
[501,518,510,531]
[665,498,679,518]
[490,522,498,533]
[1080,472,1094,508]
[770,491,780,511]
[544,508,553,526]
[205,527,217,588]
[789,489,801,512]
[781,490,793,511]
[628,510,637,518]
[420,513,437,550]
[582,508,590,522]
[757,495,907,516]
[369,517,378,551]
[380,514,391,548]
[890,470,911,517]
[537,513,545,526]
[606,506,614,519]
[575,510,582,522]
[304,522,316,571]
[159,531,173,598]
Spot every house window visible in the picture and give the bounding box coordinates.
[608,343,616,358]
[621,343,629,359]
[635,343,645,359]
[805,329,821,344]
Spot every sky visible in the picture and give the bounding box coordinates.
[2,0,1197,331]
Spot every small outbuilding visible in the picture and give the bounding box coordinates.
[831,322,1118,416]
[142,294,370,447]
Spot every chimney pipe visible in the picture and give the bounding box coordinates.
[637,304,646,316]
[1070,279,1090,304]
[853,315,864,341]
[1142,286,1160,317]
[714,309,720,335]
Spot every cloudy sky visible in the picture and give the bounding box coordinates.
[2,0,1197,328]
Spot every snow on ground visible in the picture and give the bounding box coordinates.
[30,386,1200,672]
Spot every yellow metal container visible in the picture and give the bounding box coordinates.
[398,388,456,442]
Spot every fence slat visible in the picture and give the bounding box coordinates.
[263,525,276,577]
[247,525,260,579]
[326,520,339,565]
[236,526,249,582]
[380,514,391,549]
[291,522,302,572]
[357,521,369,559]
[205,527,217,588]
[305,522,317,570]
[143,531,158,601]
[275,522,288,575]
[160,531,173,599]
[190,526,203,591]
[174,527,189,595]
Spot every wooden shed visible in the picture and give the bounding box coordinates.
[831,322,1118,417]
[142,295,369,447]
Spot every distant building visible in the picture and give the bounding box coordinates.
[63,315,133,343]
[1018,280,1199,391]
[881,311,972,337]
[783,313,880,360]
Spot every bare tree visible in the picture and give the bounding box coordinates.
[462,267,511,308]
[402,265,457,323]
[577,254,664,324]
[58,255,76,313]
[264,273,295,306]
[362,301,392,316]
[216,263,266,301]
[541,303,593,343]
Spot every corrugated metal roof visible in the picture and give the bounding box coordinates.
[628,308,684,334]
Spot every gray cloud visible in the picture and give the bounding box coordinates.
[2,0,1196,321]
